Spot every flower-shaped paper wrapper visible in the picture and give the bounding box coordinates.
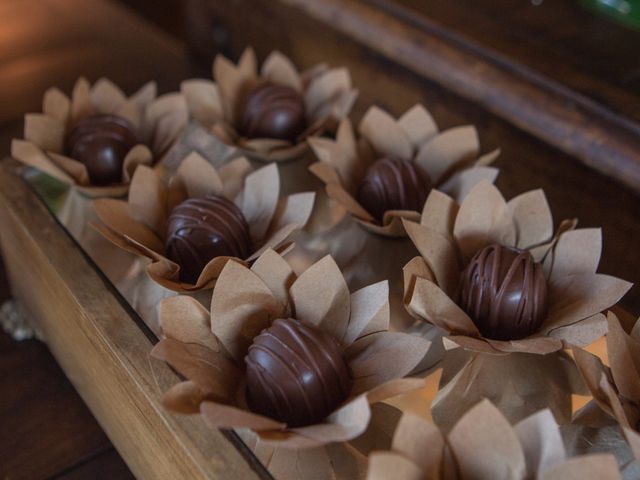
[308,105,500,237]
[403,181,632,355]
[367,399,621,480]
[92,152,315,292]
[150,250,432,449]
[11,76,188,197]
[573,311,640,460]
[179,48,358,163]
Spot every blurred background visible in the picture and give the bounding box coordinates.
[1,0,639,478]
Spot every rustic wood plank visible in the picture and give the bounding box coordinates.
[188,0,640,313]
[0,158,269,479]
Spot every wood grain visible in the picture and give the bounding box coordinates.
[0,158,270,480]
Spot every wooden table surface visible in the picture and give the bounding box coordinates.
[0,0,193,478]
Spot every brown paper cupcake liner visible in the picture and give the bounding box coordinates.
[92,151,315,292]
[150,250,432,449]
[11,77,188,196]
[179,48,357,164]
[308,105,500,238]
[404,182,632,355]
[367,399,621,480]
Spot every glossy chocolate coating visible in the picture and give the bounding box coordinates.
[459,244,548,340]
[66,114,139,185]
[241,83,306,141]
[245,318,352,427]
[356,157,431,223]
[165,195,252,284]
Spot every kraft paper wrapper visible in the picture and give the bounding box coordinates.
[308,105,500,238]
[404,181,632,355]
[236,402,402,479]
[367,399,622,480]
[150,251,432,450]
[573,312,640,461]
[179,48,357,164]
[431,348,587,433]
[92,152,315,293]
[11,77,188,195]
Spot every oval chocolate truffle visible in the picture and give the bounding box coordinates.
[165,195,252,284]
[66,114,139,185]
[356,157,431,223]
[241,83,306,142]
[245,318,353,427]
[459,244,548,341]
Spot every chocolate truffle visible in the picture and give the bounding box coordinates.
[245,318,352,427]
[459,244,548,341]
[165,195,252,284]
[241,83,306,142]
[66,114,139,185]
[356,157,431,223]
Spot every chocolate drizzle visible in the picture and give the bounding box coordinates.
[459,244,548,341]
[241,83,306,142]
[356,157,431,223]
[245,318,352,427]
[66,114,139,185]
[165,195,252,284]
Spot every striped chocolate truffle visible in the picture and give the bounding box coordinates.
[245,318,352,427]
[241,83,306,142]
[165,195,252,284]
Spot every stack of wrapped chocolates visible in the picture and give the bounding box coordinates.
[12,48,636,479]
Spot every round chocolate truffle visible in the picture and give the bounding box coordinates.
[241,83,306,142]
[165,195,252,284]
[245,318,353,427]
[66,114,139,185]
[459,244,548,341]
[356,157,431,223]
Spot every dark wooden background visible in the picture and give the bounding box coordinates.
[1,0,639,478]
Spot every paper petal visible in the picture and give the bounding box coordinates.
[366,452,424,480]
[269,192,315,233]
[242,163,280,241]
[514,410,566,476]
[392,412,445,477]
[506,189,553,250]
[448,399,526,480]
[24,113,64,153]
[607,312,640,403]
[71,77,93,121]
[397,104,438,149]
[151,339,239,399]
[122,144,153,183]
[128,165,167,234]
[348,332,431,394]
[344,281,390,345]
[544,273,632,333]
[541,454,619,480]
[305,67,351,120]
[548,313,607,348]
[453,181,516,260]
[439,166,499,204]
[261,51,302,91]
[420,189,458,235]
[290,255,351,342]
[250,249,296,311]
[173,151,224,199]
[159,295,218,350]
[201,401,285,431]
[210,261,282,361]
[415,125,479,184]
[358,106,412,160]
[90,78,126,114]
[11,139,73,184]
[546,229,602,281]
[218,156,253,201]
[181,79,223,125]
[408,277,479,336]
[48,152,89,185]
[43,87,71,124]
[93,198,164,252]
[162,380,206,414]
[326,182,375,222]
[403,220,459,297]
